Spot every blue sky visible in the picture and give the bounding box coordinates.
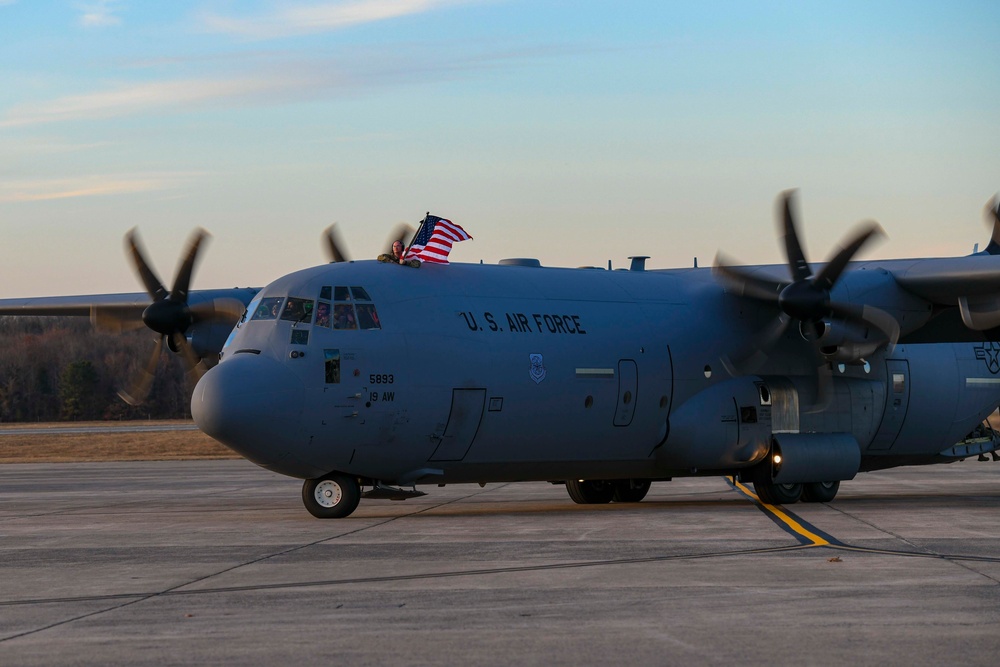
[2,1,999,296]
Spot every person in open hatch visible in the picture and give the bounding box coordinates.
[377,240,420,268]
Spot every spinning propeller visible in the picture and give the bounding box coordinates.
[323,222,416,263]
[115,229,243,406]
[714,191,900,408]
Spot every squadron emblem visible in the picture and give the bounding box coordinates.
[529,353,546,384]
[974,341,1000,374]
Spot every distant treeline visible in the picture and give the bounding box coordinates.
[0,317,191,422]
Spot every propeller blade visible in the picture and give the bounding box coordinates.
[720,312,791,376]
[90,307,146,333]
[171,332,207,381]
[323,224,350,263]
[813,222,885,291]
[385,223,416,256]
[170,229,209,302]
[125,228,168,302]
[189,297,247,326]
[118,335,164,406]
[713,255,785,302]
[779,191,812,283]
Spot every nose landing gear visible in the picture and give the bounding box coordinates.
[302,472,361,518]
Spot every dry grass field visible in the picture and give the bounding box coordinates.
[0,421,237,463]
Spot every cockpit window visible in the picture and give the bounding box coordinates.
[333,304,357,330]
[315,301,332,328]
[252,297,284,321]
[350,286,372,301]
[355,303,380,330]
[280,297,314,323]
[318,285,382,331]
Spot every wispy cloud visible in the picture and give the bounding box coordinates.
[0,42,584,127]
[0,76,309,127]
[0,174,186,203]
[77,0,123,28]
[201,0,481,39]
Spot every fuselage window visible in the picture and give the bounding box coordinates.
[315,301,331,328]
[252,297,284,321]
[281,298,314,323]
[291,329,309,345]
[324,349,340,384]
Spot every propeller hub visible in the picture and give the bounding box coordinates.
[142,299,192,337]
[778,281,829,321]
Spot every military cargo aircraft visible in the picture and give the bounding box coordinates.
[2,191,999,518]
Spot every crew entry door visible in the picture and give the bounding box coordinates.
[429,389,487,461]
[869,359,910,451]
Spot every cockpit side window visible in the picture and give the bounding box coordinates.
[350,286,372,301]
[281,297,314,323]
[334,286,351,302]
[315,301,332,328]
[252,297,284,321]
[356,303,380,330]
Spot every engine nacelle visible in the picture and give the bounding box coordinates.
[801,319,883,363]
[187,321,235,364]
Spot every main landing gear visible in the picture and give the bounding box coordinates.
[565,479,652,505]
[753,480,840,504]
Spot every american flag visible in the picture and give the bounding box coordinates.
[403,215,472,264]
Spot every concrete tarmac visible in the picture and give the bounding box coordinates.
[0,459,998,666]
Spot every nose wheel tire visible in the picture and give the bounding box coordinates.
[302,472,361,518]
[802,480,840,503]
[753,481,803,505]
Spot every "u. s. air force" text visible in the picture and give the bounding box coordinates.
[460,311,587,334]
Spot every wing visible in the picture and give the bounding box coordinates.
[891,255,1000,336]
[0,292,151,331]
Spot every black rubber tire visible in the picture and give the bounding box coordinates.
[565,479,615,504]
[802,481,840,503]
[302,472,361,518]
[753,481,803,505]
[612,479,651,503]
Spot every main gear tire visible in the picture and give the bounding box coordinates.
[612,479,651,503]
[753,481,803,505]
[802,481,840,503]
[565,479,615,504]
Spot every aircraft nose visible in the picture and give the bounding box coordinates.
[192,353,307,473]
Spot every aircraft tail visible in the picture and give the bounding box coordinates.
[983,196,1000,255]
